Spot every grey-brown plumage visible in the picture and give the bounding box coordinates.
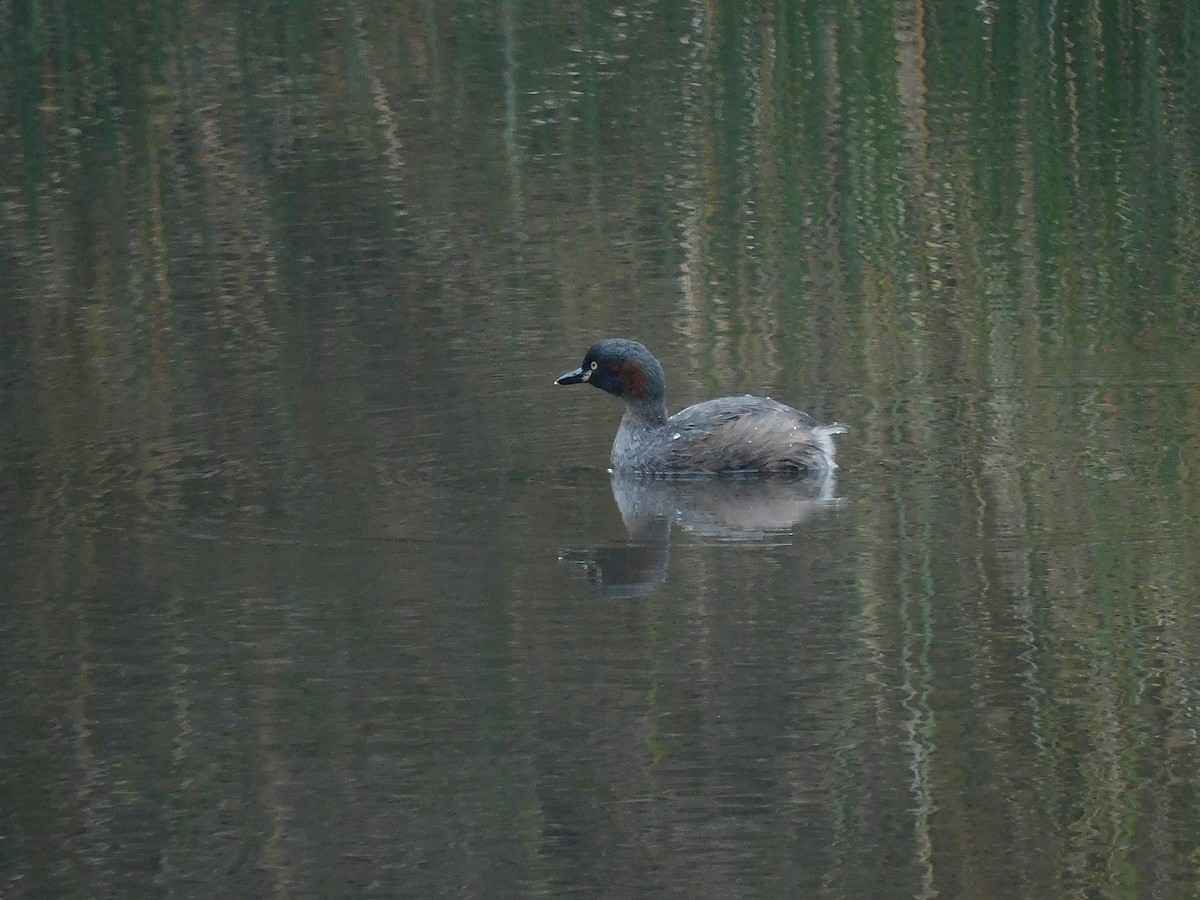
[556,338,846,476]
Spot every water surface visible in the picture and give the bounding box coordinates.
[3,1,1200,897]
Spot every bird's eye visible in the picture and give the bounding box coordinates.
[590,361,598,370]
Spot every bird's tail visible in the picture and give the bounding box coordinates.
[812,423,848,466]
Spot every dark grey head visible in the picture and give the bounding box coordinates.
[555,338,667,403]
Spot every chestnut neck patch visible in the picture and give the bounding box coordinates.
[612,360,649,398]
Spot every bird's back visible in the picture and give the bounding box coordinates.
[633,395,843,476]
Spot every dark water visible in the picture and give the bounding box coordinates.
[3,1,1200,897]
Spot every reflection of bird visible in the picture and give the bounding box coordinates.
[556,339,846,476]
[561,473,843,598]
[559,539,669,600]
[611,472,843,542]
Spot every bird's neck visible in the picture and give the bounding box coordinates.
[621,395,669,428]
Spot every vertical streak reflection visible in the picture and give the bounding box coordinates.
[502,0,524,225]
[898,509,938,900]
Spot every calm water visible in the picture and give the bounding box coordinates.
[3,1,1200,897]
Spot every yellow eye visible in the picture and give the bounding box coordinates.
[590,361,598,370]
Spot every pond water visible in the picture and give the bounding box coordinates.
[3,1,1200,897]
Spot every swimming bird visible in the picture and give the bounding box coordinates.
[556,338,846,476]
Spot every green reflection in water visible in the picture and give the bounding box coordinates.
[1,1,1199,897]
